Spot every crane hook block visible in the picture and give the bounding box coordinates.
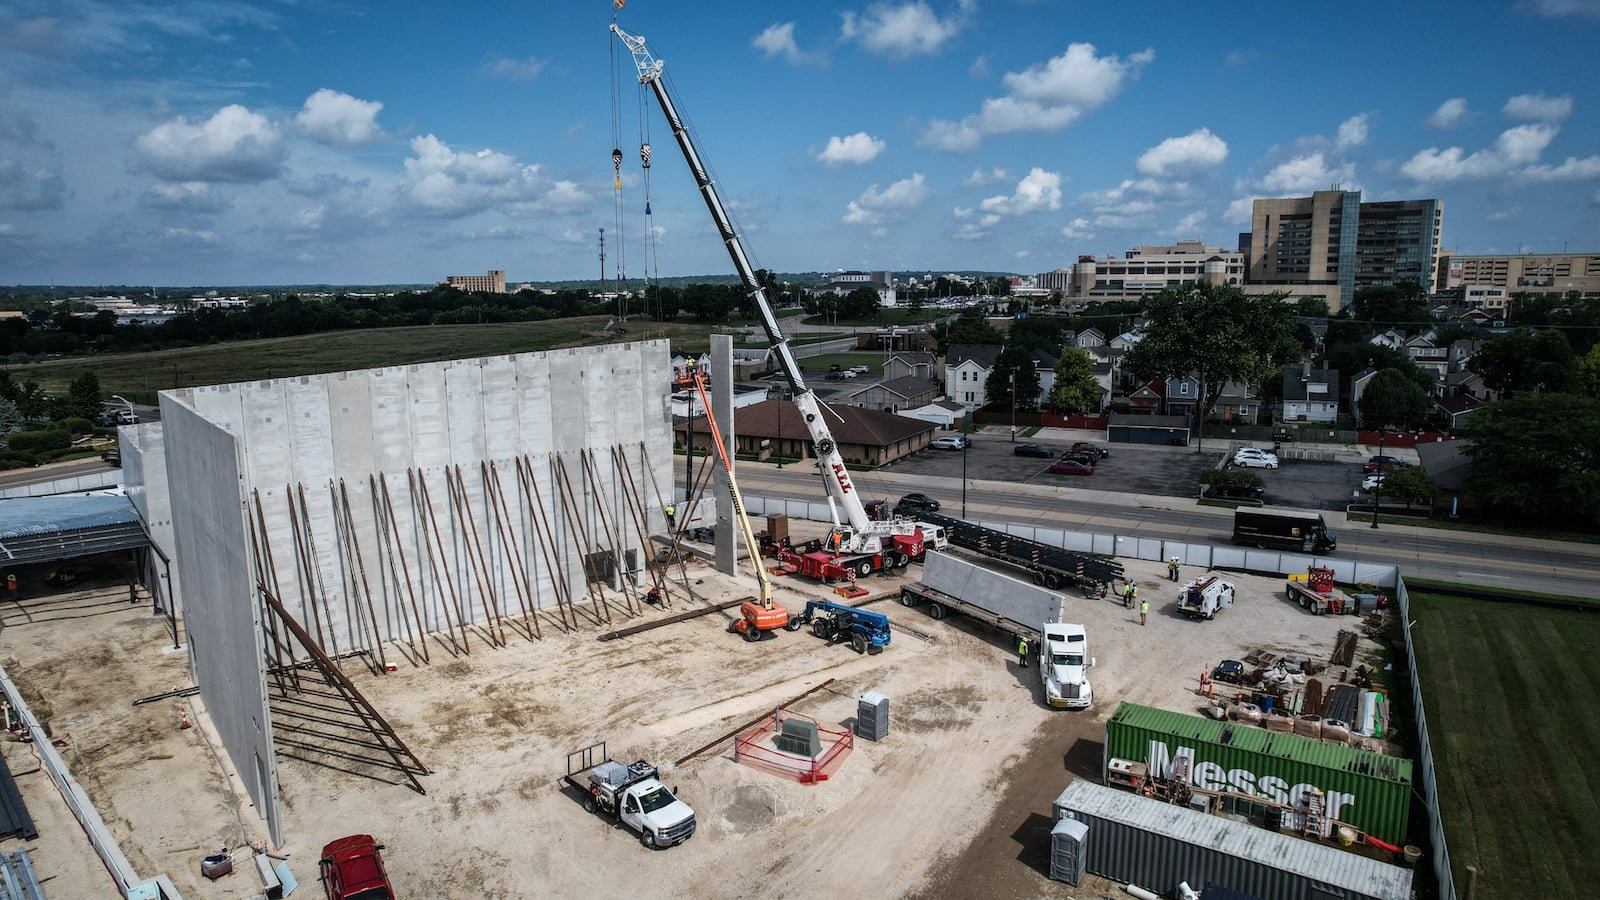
[612,147,624,167]
[640,143,653,168]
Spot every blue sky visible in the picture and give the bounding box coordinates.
[2,0,1598,287]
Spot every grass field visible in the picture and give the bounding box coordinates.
[1407,591,1600,899]
[5,317,733,404]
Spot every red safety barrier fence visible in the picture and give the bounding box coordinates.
[733,709,854,785]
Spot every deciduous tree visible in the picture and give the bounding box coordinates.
[1123,283,1301,448]
[1469,329,1577,394]
[1461,393,1600,528]
[1359,368,1429,430]
[1046,348,1101,414]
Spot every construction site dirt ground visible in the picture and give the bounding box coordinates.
[0,551,1391,899]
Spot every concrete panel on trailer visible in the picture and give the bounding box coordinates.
[160,395,280,846]
[922,551,1064,627]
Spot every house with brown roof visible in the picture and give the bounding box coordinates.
[675,399,937,466]
[847,376,939,413]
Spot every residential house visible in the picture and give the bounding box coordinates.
[1214,381,1259,423]
[943,343,1003,410]
[1281,364,1341,423]
[1443,369,1493,402]
[675,399,935,466]
[1031,348,1059,407]
[1109,331,1142,352]
[1162,373,1203,420]
[1403,335,1449,383]
[883,351,939,383]
[1348,367,1380,417]
[1369,329,1405,352]
[1434,393,1483,430]
[1074,327,1106,348]
[1127,377,1167,415]
[847,376,939,414]
[1447,339,1482,374]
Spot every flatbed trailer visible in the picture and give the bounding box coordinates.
[898,580,1040,641]
[915,512,1122,597]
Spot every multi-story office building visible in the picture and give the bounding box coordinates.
[1434,252,1600,299]
[444,269,507,293]
[1053,241,1244,303]
[1242,191,1443,312]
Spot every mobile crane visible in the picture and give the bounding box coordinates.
[614,20,926,585]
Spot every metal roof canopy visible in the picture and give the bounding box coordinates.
[0,494,150,567]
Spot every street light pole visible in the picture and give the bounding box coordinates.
[1010,372,1016,442]
[961,434,968,518]
[1371,427,1384,529]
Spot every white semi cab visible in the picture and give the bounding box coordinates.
[564,744,696,849]
[1041,623,1094,709]
[1177,576,1236,620]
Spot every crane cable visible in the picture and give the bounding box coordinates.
[639,78,661,321]
[608,11,627,317]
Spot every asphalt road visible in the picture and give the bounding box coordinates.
[719,461,1599,599]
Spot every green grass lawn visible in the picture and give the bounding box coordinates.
[1407,591,1600,899]
[5,317,722,403]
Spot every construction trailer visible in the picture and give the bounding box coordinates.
[1052,779,1413,900]
[1103,702,1413,846]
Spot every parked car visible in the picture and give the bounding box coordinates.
[824,372,846,380]
[1069,442,1109,459]
[1361,473,1387,492]
[1204,483,1264,501]
[320,834,394,900]
[1062,452,1099,467]
[897,493,941,513]
[929,435,971,450]
[115,410,139,425]
[1363,456,1411,474]
[848,365,870,375]
[100,447,121,468]
[1233,448,1279,469]
[1047,459,1094,476]
[839,370,858,378]
[1013,443,1054,458]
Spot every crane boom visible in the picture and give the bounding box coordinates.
[612,22,880,538]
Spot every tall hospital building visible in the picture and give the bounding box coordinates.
[1240,191,1443,313]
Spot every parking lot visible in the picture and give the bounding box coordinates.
[884,430,1393,513]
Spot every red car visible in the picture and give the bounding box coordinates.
[1047,459,1094,476]
[1362,456,1411,475]
[320,834,394,900]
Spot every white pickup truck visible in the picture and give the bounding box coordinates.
[564,743,696,849]
[1177,576,1236,620]
[1041,623,1094,709]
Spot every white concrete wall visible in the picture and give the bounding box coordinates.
[158,341,672,656]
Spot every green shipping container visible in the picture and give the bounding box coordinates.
[1103,702,1413,845]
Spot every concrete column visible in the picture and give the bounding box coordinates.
[711,334,736,576]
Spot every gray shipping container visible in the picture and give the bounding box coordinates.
[1052,780,1412,900]
[921,551,1063,629]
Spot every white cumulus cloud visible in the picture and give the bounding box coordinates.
[1337,113,1369,148]
[1167,210,1207,237]
[1426,97,1470,128]
[840,0,974,60]
[817,132,886,166]
[134,104,286,182]
[480,56,547,81]
[753,22,819,64]
[1223,197,1259,225]
[1060,217,1094,240]
[399,134,590,217]
[1503,91,1573,122]
[962,167,1009,187]
[1258,152,1356,193]
[295,89,384,146]
[921,43,1154,152]
[140,181,228,213]
[841,173,929,225]
[979,167,1062,215]
[1136,128,1228,177]
[1400,123,1559,181]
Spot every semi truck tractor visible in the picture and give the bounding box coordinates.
[1041,623,1094,710]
